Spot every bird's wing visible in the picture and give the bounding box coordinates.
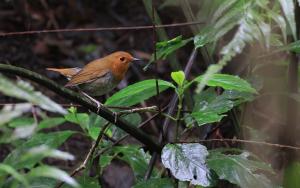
[65,68,110,87]
[47,67,81,78]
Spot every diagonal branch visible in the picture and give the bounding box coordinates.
[0,64,161,152]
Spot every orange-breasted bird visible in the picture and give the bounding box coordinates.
[47,51,140,109]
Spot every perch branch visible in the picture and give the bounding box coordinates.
[0,64,161,152]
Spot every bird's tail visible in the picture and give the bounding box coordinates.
[47,67,81,78]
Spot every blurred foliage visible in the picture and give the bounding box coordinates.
[1,0,300,187]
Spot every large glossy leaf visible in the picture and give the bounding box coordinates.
[191,74,256,93]
[133,178,174,188]
[207,151,275,188]
[28,166,79,187]
[161,143,211,186]
[3,131,74,169]
[0,74,66,114]
[105,79,174,107]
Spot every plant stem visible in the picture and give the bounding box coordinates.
[175,92,183,141]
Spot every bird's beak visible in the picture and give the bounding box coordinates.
[132,57,141,61]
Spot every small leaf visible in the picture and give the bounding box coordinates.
[99,155,114,169]
[191,74,257,93]
[0,74,66,114]
[161,143,211,186]
[111,145,156,180]
[28,166,79,187]
[144,36,192,70]
[133,178,174,188]
[105,79,174,107]
[191,112,226,126]
[8,117,34,128]
[76,175,99,188]
[65,111,89,131]
[207,151,275,188]
[171,71,185,86]
[38,117,66,130]
[194,27,215,48]
[0,163,30,188]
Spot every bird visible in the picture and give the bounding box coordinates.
[47,51,140,111]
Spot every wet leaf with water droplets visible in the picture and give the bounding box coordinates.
[161,143,211,186]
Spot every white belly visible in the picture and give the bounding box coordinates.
[79,72,119,96]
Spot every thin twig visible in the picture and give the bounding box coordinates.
[0,21,204,37]
[117,106,158,115]
[178,139,300,151]
[56,122,110,188]
[144,1,161,180]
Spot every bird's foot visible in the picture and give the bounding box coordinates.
[113,111,118,124]
[81,92,103,113]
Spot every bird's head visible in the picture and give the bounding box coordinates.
[109,51,140,80]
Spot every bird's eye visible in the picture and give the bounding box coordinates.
[120,57,125,61]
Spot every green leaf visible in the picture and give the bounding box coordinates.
[191,74,257,93]
[194,27,216,48]
[21,145,74,162]
[144,36,193,70]
[75,175,99,188]
[99,155,114,169]
[4,131,74,169]
[65,111,89,131]
[79,44,98,54]
[0,74,66,114]
[28,166,79,188]
[0,163,30,188]
[283,162,300,188]
[27,178,56,188]
[105,79,174,107]
[171,71,185,86]
[207,151,275,188]
[279,0,296,40]
[38,117,66,130]
[133,178,174,188]
[191,112,226,126]
[190,88,254,126]
[161,143,211,186]
[8,117,34,128]
[112,145,156,180]
[0,103,32,126]
[281,40,300,53]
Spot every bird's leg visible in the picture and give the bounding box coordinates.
[81,92,103,113]
[113,111,118,124]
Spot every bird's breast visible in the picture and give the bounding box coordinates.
[79,71,119,96]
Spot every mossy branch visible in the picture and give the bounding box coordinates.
[0,64,161,152]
